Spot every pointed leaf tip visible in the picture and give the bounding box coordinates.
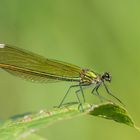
[89,103,137,128]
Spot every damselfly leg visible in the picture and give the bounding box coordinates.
[103,82,124,106]
[91,84,110,102]
[58,84,86,110]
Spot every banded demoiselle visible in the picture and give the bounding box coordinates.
[0,44,123,107]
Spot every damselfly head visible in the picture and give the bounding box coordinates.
[101,72,111,82]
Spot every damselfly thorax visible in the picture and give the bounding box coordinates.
[80,69,101,84]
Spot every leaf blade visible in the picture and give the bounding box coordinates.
[89,103,135,127]
[0,103,139,140]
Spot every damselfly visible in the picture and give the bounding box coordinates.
[0,44,123,107]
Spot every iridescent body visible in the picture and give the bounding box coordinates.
[0,44,123,107]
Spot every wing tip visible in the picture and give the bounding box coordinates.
[0,44,5,48]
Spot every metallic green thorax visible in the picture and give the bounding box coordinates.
[84,70,97,78]
[79,69,98,84]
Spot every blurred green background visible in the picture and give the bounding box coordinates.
[0,0,140,139]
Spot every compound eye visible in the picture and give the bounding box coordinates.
[106,73,110,78]
[102,72,111,82]
[105,72,111,81]
[104,73,109,78]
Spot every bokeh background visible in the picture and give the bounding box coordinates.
[0,0,140,139]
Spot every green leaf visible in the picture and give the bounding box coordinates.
[22,134,47,140]
[89,103,138,129]
[0,103,139,140]
[0,132,47,140]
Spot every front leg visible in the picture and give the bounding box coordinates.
[92,83,110,102]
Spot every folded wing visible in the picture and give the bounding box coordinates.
[0,44,81,83]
